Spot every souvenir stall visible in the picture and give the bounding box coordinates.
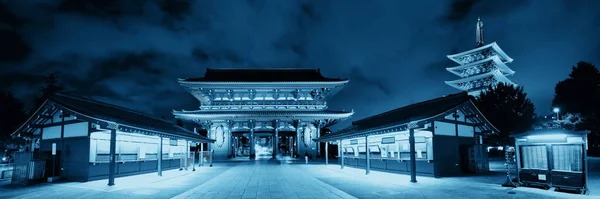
[514,129,589,194]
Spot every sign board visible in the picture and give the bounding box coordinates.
[381,137,395,144]
[169,139,178,146]
[52,143,56,155]
[350,139,358,145]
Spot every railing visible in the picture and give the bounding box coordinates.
[201,100,327,110]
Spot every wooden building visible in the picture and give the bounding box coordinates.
[11,93,214,185]
[315,92,498,181]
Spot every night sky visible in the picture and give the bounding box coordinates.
[1,0,599,130]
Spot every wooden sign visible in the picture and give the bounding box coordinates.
[381,137,395,144]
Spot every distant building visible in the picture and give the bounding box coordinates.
[173,68,354,160]
[12,93,213,184]
[445,18,517,96]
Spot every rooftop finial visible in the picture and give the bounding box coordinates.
[476,17,484,47]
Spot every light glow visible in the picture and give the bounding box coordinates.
[553,108,560,113]
[526,134,567,141]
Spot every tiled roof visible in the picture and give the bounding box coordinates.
[352,92,472,130]
[50,93,213,142]
[173,110,354,121]
[180,68,347,82]
[316,92,495,141]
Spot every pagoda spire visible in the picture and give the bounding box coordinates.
[444,17,516,96]
[476,17,484,47]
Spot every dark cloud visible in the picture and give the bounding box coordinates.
[444,0,480,22]
[442,0,531,23]
[1,0,599,130]
[0,29,30,63]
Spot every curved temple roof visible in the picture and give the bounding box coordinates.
[447,42,514,65]
[446,56,516,77]
[444,70,517,91]
[173,109,354,122]
[179,68,348,83]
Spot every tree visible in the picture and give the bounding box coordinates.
[475,83,536,145]
[34,72,64,106]
[552,61,600,154]
[0,89,27,150]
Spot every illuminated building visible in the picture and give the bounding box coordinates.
[173,68,353,160]
[445,18,517,96]
[12,93,213,185]
[316,92,497,180]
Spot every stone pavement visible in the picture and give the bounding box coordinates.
[173,159,356,199]
[0,158,598,199]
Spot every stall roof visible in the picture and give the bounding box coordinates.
[13,93,214,143]
[316,92,499,142]
[511,129,590,138]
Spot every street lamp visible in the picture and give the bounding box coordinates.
[553,108,560,121]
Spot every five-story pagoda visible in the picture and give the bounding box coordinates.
[173,68,353,160]
[445,18,517,96]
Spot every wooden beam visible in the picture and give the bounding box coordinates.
[29,119,86,128]
[464,114,477,119]
[437,119,484,127]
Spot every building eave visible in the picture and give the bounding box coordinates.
[445,71,517,91]
[172,110,354,120]
[447,42,514,65]
[177,79,350,88]
[446,56,516,77]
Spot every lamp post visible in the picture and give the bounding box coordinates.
[553,108,560,121]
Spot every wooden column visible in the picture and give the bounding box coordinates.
[325,142,329,165]
[250,129,255,159]
[340,140,344,169]
[296,120,302,157]
[158,137,163,176]
[200,142,204,166]
[315,122,321,158]
[108,128,117,186]
[184,140,189,170]
[366,136,370,175]
[273,120,279,158]
[273,128,279,158]
[409,128,417,183]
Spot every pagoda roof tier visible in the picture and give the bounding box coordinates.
[179,68,349,85]
[446,56,515,78]
[447,42,513,65]
[172,109,354,121]
[444,70,516,92]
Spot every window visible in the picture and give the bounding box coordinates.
[552,145,583,172]
[520,145,548,170]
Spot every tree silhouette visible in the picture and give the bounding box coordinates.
[475,83,536,145]
[34,72,64,106]
[0,89,27,150]
[552,61,600,154]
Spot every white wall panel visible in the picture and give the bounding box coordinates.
[64,122,89,137]
[42,126,61,139]
[434,121,455,136]
[458,124,474,137]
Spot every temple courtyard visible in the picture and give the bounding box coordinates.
[0,158,598,199]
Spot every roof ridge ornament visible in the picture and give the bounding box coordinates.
[476,17,484,47]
